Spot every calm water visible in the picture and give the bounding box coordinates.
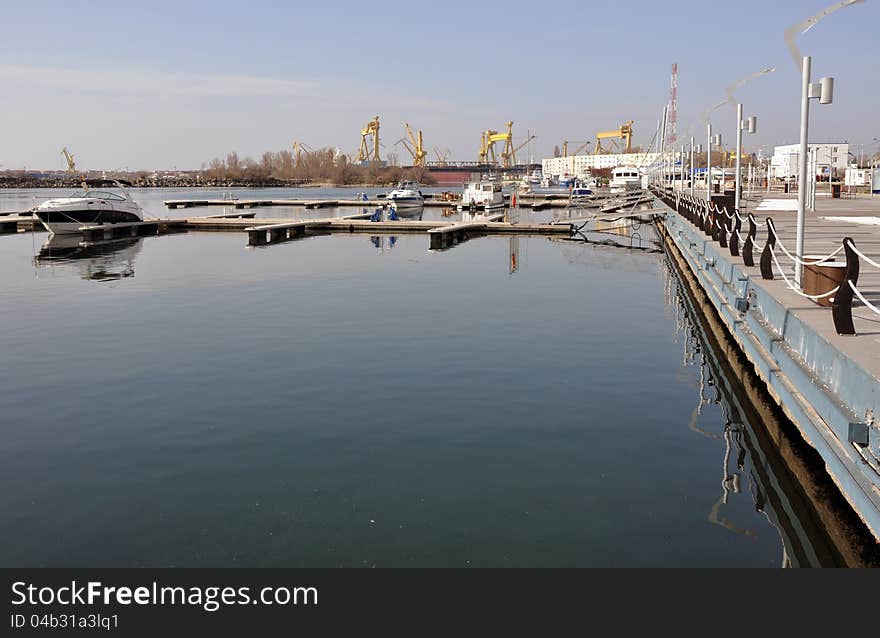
[0,188,856,566]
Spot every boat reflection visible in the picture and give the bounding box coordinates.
[34,234,141,281]
[389,205,423,220]
[662,252,877,567]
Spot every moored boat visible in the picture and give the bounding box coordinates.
[457,179,505,211]
[609,166,642,194]
[35,184,143,235]
[386,181,425,209]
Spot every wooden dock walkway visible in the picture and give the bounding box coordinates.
[164,197,462,210]
[78,220,178,241]
[0,215,37,233]
[428,221,489,250]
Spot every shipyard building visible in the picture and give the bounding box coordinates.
[542,152,661,178]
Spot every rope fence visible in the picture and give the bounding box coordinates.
[652,185,880,336]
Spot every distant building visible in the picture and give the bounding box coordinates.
[542,152,661,178]
[770,143,848,180]
[844,166,871,187]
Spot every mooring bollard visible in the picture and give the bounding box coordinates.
[743,214,757,267]
[831,237,859,336]
[759,218,776,280]
[730,212,741,258]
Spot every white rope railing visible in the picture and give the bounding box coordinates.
[846,240,880,271]
[847,280,880,316]
[734,229,766,253]
[770,250,839,300]
[767,222,845,266]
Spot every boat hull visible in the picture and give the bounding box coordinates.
[35,209,142,235]
[387,197,424,208]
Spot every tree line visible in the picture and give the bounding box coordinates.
[201,148,434,185]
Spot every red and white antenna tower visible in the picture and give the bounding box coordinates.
[667,63,678,146]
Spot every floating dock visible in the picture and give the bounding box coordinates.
[163,197,463,210]
[655,188,880,540]
[0,210,571,247]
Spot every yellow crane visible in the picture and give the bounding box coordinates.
[355,116,381,164]
[562,140,590,157]
[501,133,536,167]
[433,147,450,166]
[399,122,427,167]
[479,121,518,168]
[61,147,76,173]
[594,120,634,154]
[292,140,314,167]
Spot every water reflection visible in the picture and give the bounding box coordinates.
[661,253,871,567]
[390,205,423,220]
[34,234,141,281]
[370,236,398,253]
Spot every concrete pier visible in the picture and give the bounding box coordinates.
[655,189,880,540]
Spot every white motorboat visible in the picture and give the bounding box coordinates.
[35,184,143,235]
[609,166,642,194]
[457,179,505,211]
[386,181,424,209]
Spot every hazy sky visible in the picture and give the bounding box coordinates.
[0,0,876,170]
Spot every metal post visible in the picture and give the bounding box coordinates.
[795,56,811,286]
[690,136,695,196]
[681,145,685,191]
[660,106,668,189]
[707,123,712,202]
[735,103,743,212]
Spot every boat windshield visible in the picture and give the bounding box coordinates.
[69,190,127,201]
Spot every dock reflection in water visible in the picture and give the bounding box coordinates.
[34,234,142,281]
[661,253,877,567]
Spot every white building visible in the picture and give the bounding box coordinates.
[844,166,871,187]
[542,152,661,178]
[770,143,848,180]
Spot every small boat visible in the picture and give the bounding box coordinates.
[609,166,642,194]
[457,179,505,211]
[386,181,425,209]
[570,174,597,198]
[35,184,143,235]
[570,184,594,198]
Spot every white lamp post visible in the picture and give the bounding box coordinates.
[706,124,712,202]
[706,126,721,202]
[690,136,695,196]
[794,55,834,286]
[734,103,757,212]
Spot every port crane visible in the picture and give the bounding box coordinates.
[432,147,450,166]
[594,121,634,154]
[398,123,427,167]
[479,121,524,168]
[292,140,314,167]
[61,147,76,173]
[562,140,591,157]
[355,116,382,164]
[501,132,536,167]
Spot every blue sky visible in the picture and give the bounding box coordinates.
[0,0,876,170]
